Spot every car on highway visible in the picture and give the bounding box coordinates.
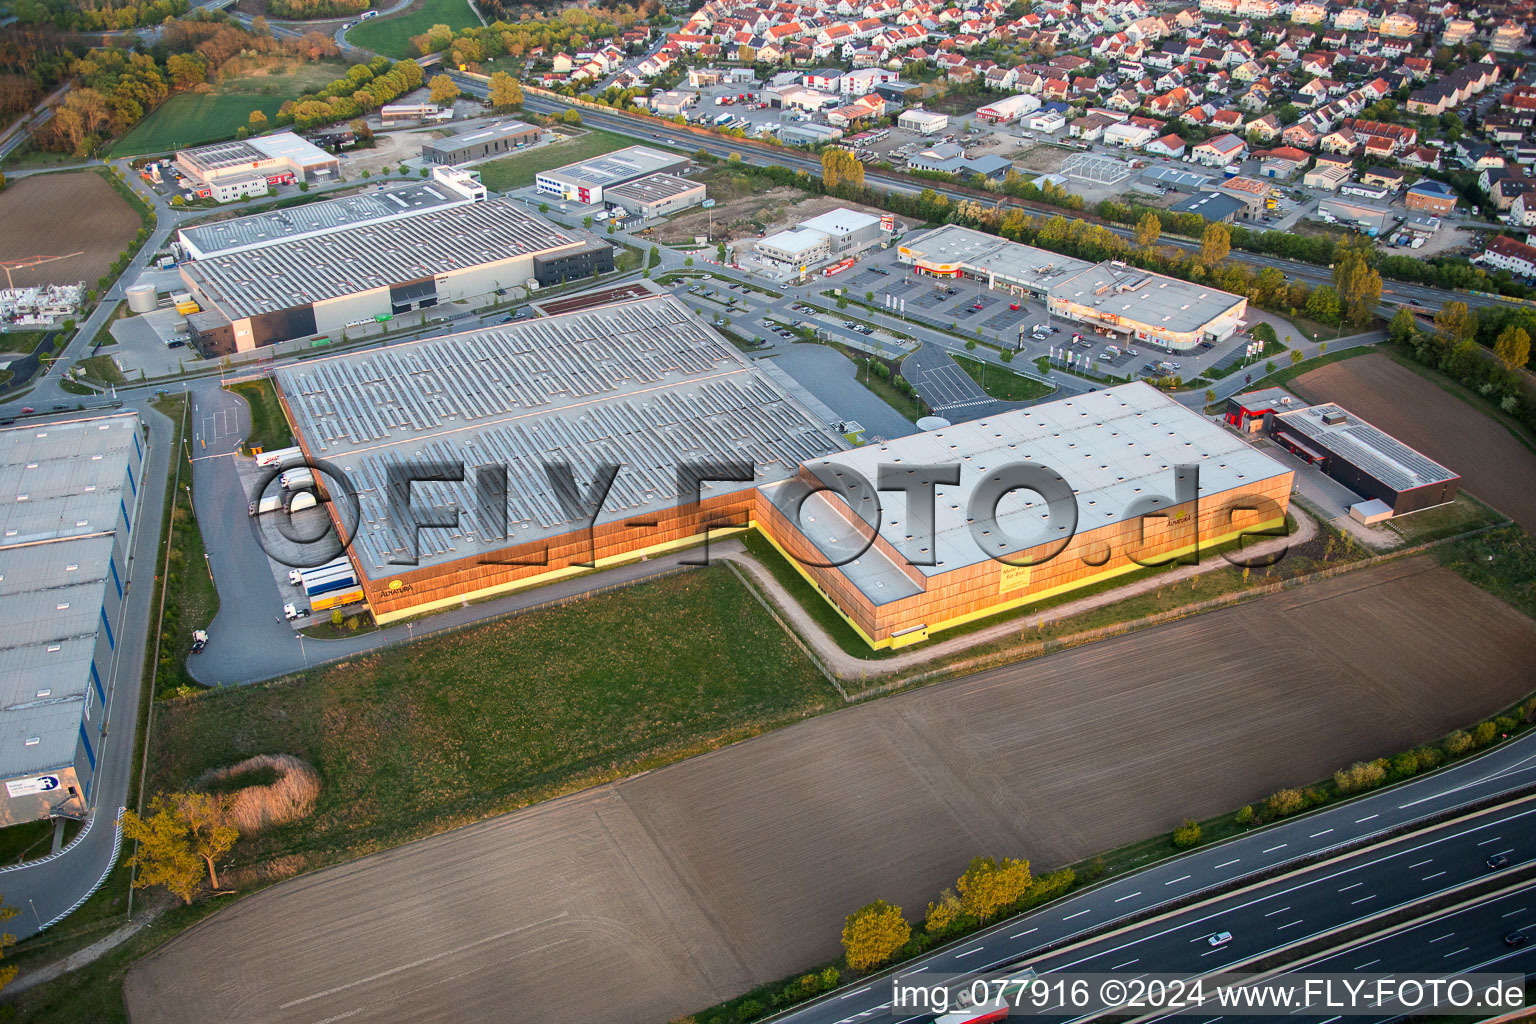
[20,406,33,413]
[1506,930,1529,947]
[1208,931,1233,947]
[1486,853,1511,869]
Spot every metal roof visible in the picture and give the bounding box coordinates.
[178,180,473,259]
[182,200,584,320]
[424,120,541,157]
[1276,402,1459,491]
[274,296,847,577]
[178,132,334,174]
[0,413,140,779]
[604,172,705,206]
[536,145,688,189]
[765,382,1292,605]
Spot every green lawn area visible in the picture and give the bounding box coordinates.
[109,93,287,156]
[953,353,1054,402]
[475,131,637,192]
[228,378,294,455]
[0,818,55,865]
[345,0,478,58]
[0,330,48,355]
[147,566,837,866]
[107,61,347,156]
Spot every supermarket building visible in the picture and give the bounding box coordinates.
[897,225,1248,350]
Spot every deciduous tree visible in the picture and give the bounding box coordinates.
[0,898,14,994]
[488,71,523,110]
[1134,210,1160,249]
[1199,222,1229,267]
[428,73,460,105]
[1434,301,1476,347]
[841,900,910,972]
[122,792,239,904]
[956,855,1031,923]
[1494,325,1530,371]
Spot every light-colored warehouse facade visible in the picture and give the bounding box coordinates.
[273,296,847,622]
[898,225,1248,350]
[603,172,707,218]
[174,132,340,189]
[758,383,1293,648]
[0,412,145,826]
[756,207,889,270]
[180,178,610,355]
[534,145,690,205]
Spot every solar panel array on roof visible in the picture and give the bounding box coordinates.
[275,296,847,576]
[183,200,582,319]
[1277,403,1458,491]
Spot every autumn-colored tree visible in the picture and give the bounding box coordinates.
[1388,306,1417,346]
[956,855,1031,923]
[123,793,239,904]
[0,898,15,995]
[1200,222,1229,267]
[1494,325,1530,371]
[249,109,268,129]
[1134,210,1161,248]
[428,73,461,105]
[841,900,910,972]
[1434,301,1476,347]
[1331,239,1382,328]
[488,71,523,110]
[924,888,962,934]
[562,108,582,124]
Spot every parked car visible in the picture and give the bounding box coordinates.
[190,629,208,654]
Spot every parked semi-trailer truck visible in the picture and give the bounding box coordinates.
[310,586,364,612]
[249,493,283,516]
[280,468,314,490]
[301,562,358,598]
[256,446,304,468]
[285,490,318,513]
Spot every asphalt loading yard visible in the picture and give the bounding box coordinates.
[126,558,1536,1024]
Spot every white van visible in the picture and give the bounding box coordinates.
[359,9,379,18]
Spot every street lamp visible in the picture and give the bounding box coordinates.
[295,632,308,668]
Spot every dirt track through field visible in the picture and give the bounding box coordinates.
[1293,353,1536,531]
[125,557,1536,1024]
[0,172,138,291]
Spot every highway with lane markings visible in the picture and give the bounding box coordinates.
[773,746,1536,1024]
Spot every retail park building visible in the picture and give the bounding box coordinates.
[270,299,1291,645]
[0,413,145,826]
[897,225,1248,351]
[177,168,612,355]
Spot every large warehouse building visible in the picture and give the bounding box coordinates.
[898,225,1247,350]
[420,120,542,166]
[757,382,1292,648]
[178,170,612,355]
[174,132,340,194]
[534,145,689,205]
[0,412,145,826]
[273,296,848,622]
[1226,389,1460,516]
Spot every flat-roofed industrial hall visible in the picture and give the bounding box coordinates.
[179,170,612,355]
[274,296,848,622]
[758,382,1293,649]
[897,225,1248,350]
[0,412,145,826]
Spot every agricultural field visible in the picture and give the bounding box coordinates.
[107,60,347,156]
[473,130,636,193]
[125,557,1536,1024]
[344,0,478,58]
[1293,352,1536,532]
[0,172,139,289]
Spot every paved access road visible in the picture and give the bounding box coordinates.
[1169,881,1536,1024]
[0,403,173,940]
[772,743,1536,1024]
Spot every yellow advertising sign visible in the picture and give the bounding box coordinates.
[999,563,1031,594]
